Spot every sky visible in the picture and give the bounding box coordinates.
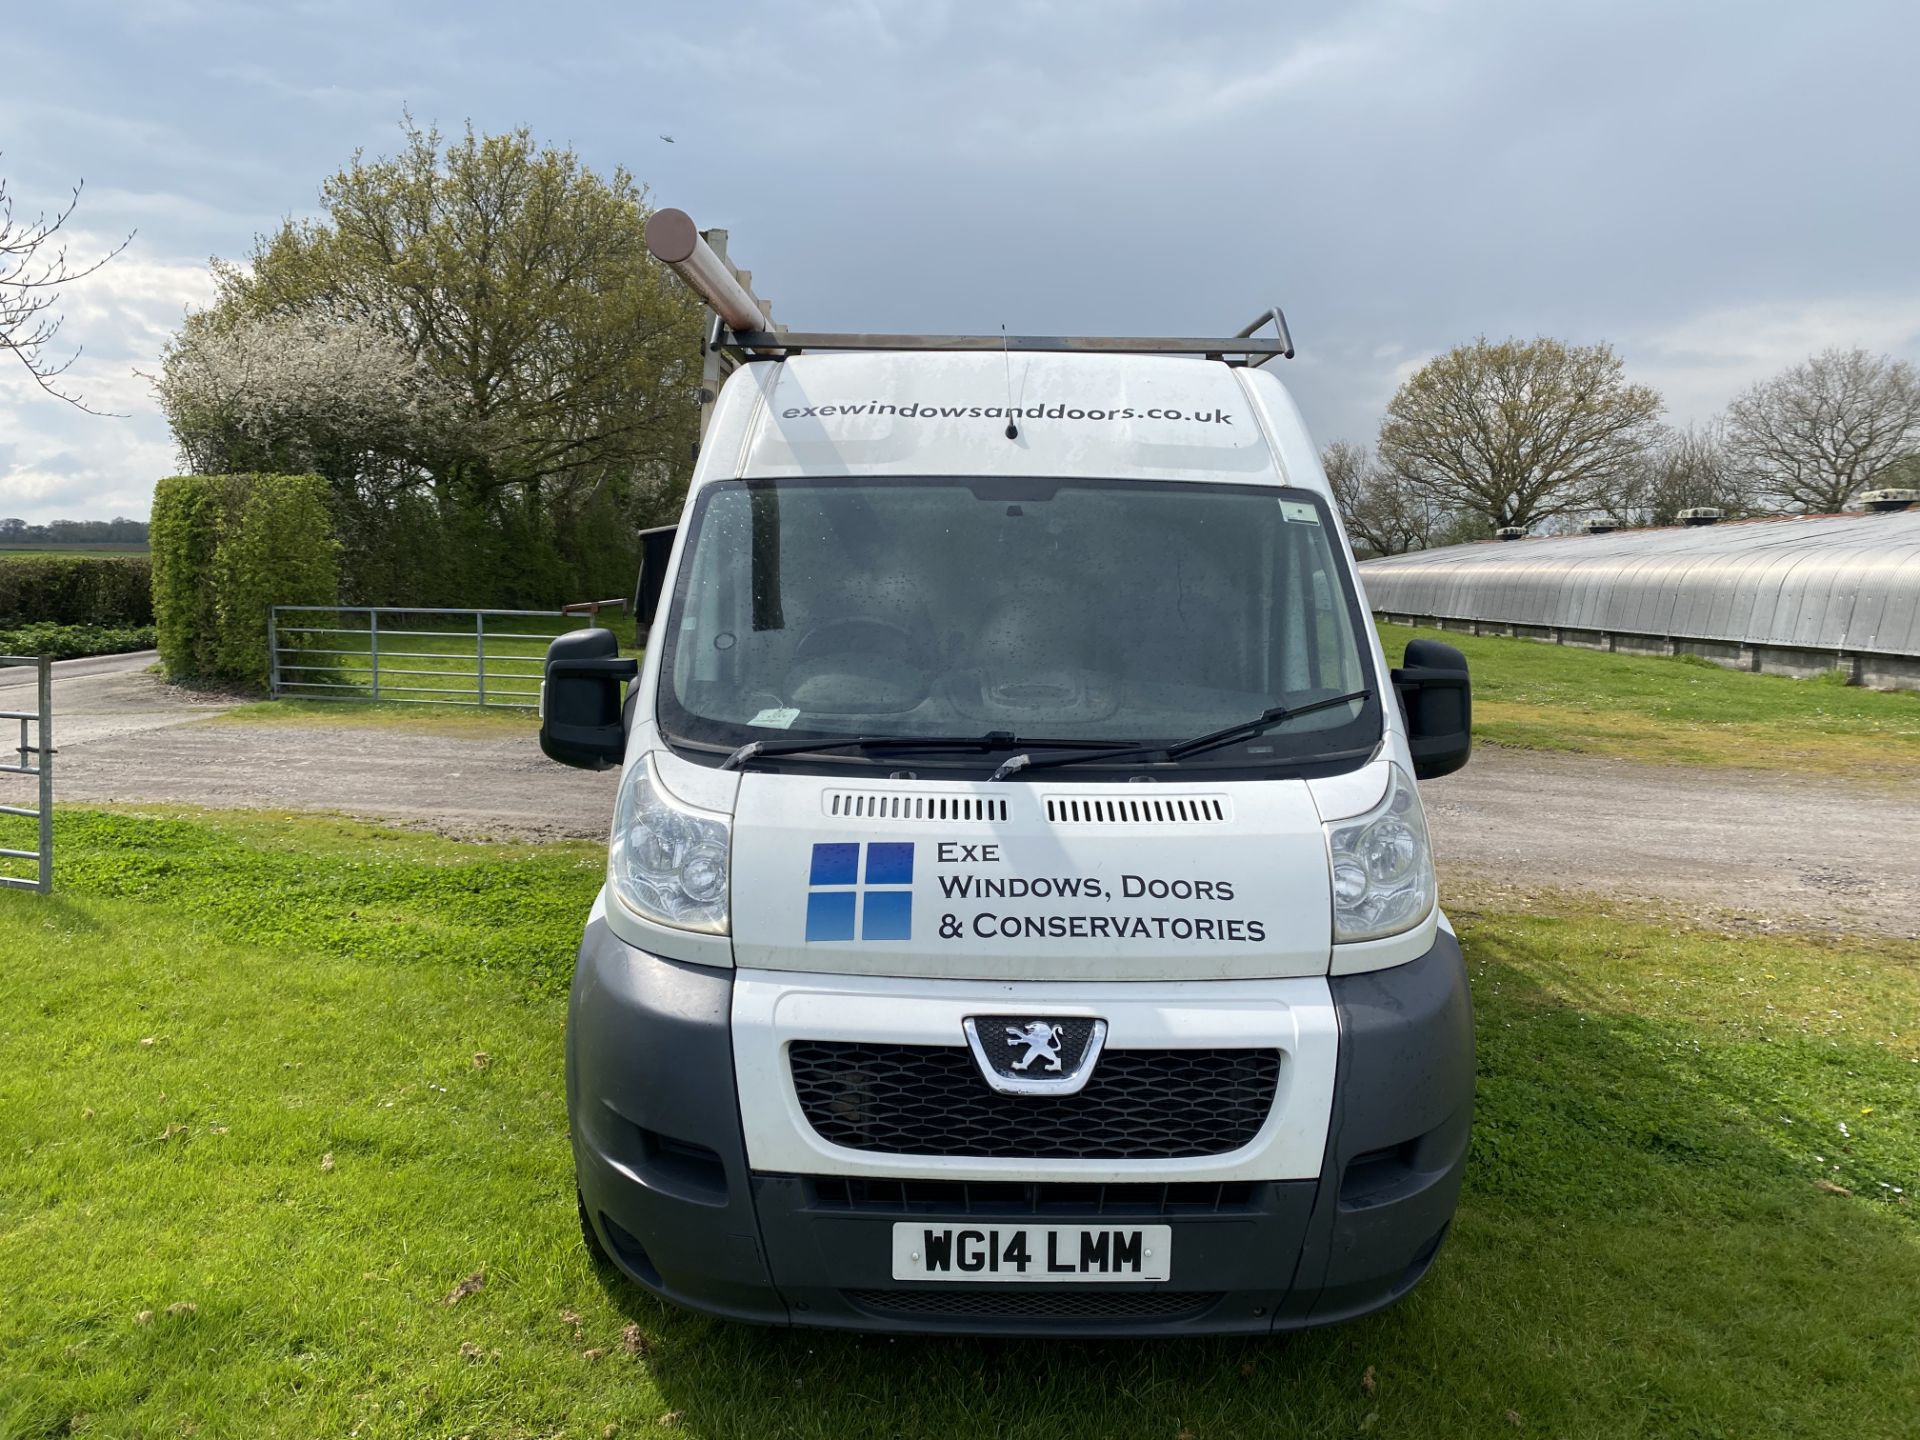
[3,0,1919,524]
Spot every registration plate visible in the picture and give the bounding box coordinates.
[890,1223,1172,1282]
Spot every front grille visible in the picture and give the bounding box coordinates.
[789,1043,1279,1159]
[844,1287,1219,1324]
[809,1177,1261,1215]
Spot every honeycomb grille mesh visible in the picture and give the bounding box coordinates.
[844,1287,1218,1323]
[789,1043,1279,1159]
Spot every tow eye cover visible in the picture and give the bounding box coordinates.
[963,1016,1110,1096]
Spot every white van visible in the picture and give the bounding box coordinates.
[539,225,1474,1336]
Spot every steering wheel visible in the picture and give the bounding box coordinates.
[784,616,931,715]
[793,616,921,661]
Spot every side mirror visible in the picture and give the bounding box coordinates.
[540,627,638,771]
[1391,638,1471,779]
[633,524,678,631]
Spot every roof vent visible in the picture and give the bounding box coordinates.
[1861,488,1918,513]
[1585,521,1618,535]
[1678,507,1723,526]
[1495,526,1526,542]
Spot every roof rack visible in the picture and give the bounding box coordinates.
[716,317,1294,364]
[643,209,1296,438]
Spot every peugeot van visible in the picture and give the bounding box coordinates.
[538,219,1474,1336]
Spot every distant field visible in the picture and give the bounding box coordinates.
[0,545,150,559]
[1379,621,1920,776]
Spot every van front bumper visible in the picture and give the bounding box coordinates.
[566,920,1473,1336]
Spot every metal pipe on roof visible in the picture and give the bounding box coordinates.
[644,208,770,331]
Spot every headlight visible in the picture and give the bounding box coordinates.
[1324,764,1434,942]
[610,753,730,933]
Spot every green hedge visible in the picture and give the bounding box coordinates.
[330,485,643,612]
[150,474,339,687]
[0,622,157,661]
[0,554,153,626]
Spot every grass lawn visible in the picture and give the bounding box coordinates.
[2,809,1915,1438]
[210,698,543,739]
[1378,621,1920,777]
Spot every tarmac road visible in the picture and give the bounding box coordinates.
[0,651,238,747]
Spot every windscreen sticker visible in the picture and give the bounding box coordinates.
[803,839,1269,946]
[750,707,801,729]
[1280,499,1320,524]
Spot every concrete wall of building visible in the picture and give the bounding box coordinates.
[1374,611,1920,692]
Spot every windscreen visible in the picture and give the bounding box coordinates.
[657,477,1378,768]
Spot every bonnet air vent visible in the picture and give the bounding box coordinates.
[1043,795,1230,825]
[824,791,1008,822]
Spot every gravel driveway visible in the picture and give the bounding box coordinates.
[1422,749,1920,938]
[26,661,1920,936]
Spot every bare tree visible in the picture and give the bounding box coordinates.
[1597,422,1752,528]
[1321,439,1369,519]
[1377,336,1664,534]
[0,160,131,412]
[1882,453,1920,490]
[1723,348,1920,513]
[1321,439,1446,556]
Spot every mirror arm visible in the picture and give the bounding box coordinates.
[1390,663,1468,713]
[549,656,639,684]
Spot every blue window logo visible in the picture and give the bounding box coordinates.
[806,841,913,942]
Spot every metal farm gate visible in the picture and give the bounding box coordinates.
[269,606,603,709]
[0,656,52,894]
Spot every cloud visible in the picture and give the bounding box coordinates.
[1626,296,1920,428]
[9,0,1920,516]
[0,236,213,523]
[203,61,411,111]
[0,99,284,188]
[0,430,178,523]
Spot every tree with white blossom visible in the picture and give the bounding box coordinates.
[154,312,461,491]
[154,120,705,605]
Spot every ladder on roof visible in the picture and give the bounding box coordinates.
[643,208,1295,441]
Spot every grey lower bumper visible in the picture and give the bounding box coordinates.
[567,920,1473,1336]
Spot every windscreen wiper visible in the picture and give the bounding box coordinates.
[719,731,1133,771]
[986,690,1373,781]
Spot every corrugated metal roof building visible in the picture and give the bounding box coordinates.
[1359,510,1920,690]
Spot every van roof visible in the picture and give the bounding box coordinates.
[705,351,1322,490]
